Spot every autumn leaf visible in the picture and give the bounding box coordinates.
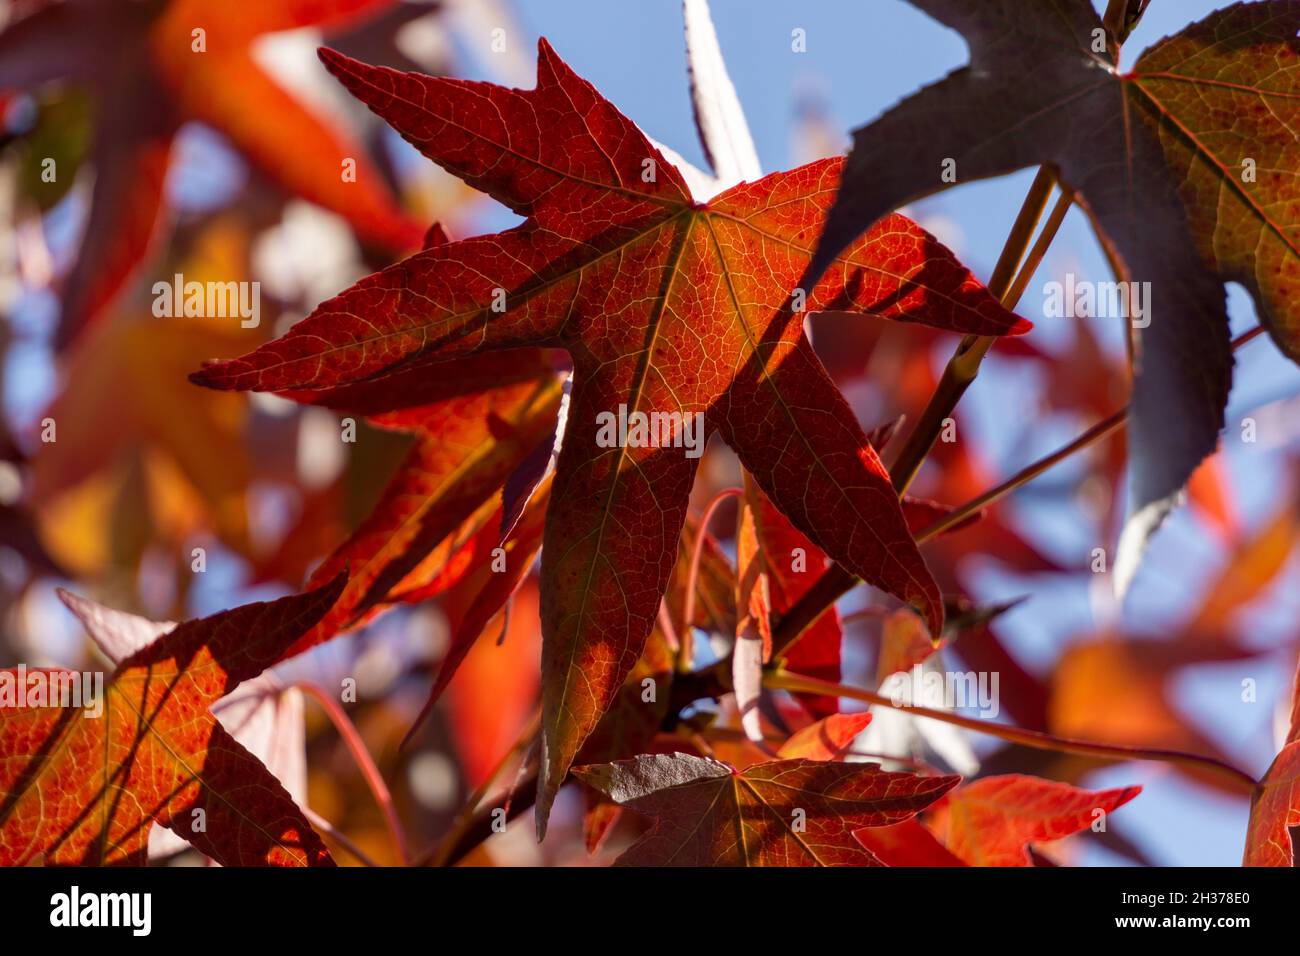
[1246,741,1300,866]
[813,0,1300,595]
[55,590,310,862]
[1131,4,1299,364]
[191,40,1029,833]
[576,626,676,770]
[31,314,257,569]
[876,608,938,685]
[403,481,550,745]
[927,775,1141,867]
[679,0,762,194]
[852,818,965,867]
[1049,636,1255,794]
[573,752,959,866]
[443,579,543,789]
[1244,656,1300,866]
[1188,504,1298,636]
[0,0,421,343]
[776,713,873,761]
[741,477,843,720]
[0,578,345,866]
[575,624,678,852]
[281,349,565,659]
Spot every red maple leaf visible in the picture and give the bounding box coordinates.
[1245,657,1300,866]
[927,774,1141,866]
[278,348,565,660]
[0,578,345,866]
[574,752,958,866]
[190,40,1028,834]
[1246,741,1300,866]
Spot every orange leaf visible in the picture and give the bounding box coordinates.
[928,775,1140,867]
[0,579,345,866]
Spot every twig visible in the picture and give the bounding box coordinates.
[887,165,1058,494]
[764,670,1257,793]
[773,168,1066,660]
[294,681,410,866]
[916,324,1268,543]
[436,771,539,867]
[774,324,1268,657]
[917,409,1127,542]
[678,486,742,670]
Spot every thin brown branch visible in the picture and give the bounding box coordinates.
[887,165,1058,494]
[774,324,1271,656]
[764,671,1257,793]
[294,681,410,866]
[917,408,1127,543]
[678,486,742,670]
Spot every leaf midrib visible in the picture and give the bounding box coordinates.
[552,211,697,759]
[700,214,935,605]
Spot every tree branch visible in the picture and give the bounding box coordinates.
[765,670,1257,793]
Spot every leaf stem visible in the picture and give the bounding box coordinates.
[1002,184,1075,310]
[678,486,743,671]
[1103,0,1150,46]
[915,323,1267,543]
[887,165,1058,494]
[770,563,857,660]
[772,326,1268,655]
[437,771,540,867]
[918,408,1127,543]
[763,670,1257,792]
[772,169,1065,660]
[294,681,410,865]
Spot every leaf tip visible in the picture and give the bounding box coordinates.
[53,587,87,621]
[1115,784,1143,805]
[317,569,350,605]
[316,45,354,76]
[535,737,559,842]
[935,773,964,796]
[1114,495,1178,600]
[919,599,944,643]
[188,362,226,391]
